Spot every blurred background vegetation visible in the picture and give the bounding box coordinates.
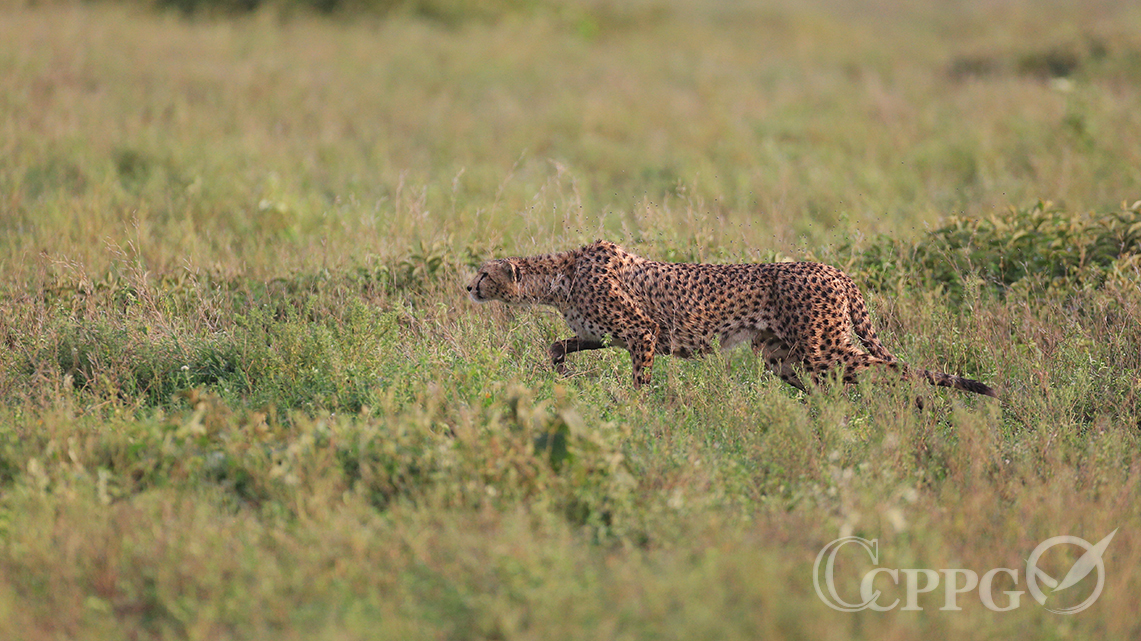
[3,0,1140,279]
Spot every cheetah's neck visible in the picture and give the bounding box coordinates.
[514,249,578,306]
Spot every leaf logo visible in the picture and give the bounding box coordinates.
[1026,529,1117,614]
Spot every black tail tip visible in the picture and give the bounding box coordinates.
[962,379,999,399]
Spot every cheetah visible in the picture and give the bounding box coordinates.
[467,240,997,398]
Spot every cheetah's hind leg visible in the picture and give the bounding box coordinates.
[752,335,807,393]
[549,338,605,376]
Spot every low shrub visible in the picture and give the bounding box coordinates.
[848,200,1141,299]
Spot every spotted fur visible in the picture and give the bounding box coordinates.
[467,240,997,398]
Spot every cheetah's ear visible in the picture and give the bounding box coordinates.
[506,261,520,283]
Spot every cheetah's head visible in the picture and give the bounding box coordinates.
[467,259,522,303]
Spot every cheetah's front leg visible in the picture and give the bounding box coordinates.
[549,338,605,376]
[623,329,658,388]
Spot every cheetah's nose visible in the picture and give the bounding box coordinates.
[466,285,472,291]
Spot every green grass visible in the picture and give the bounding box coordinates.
[2,0,1141,638]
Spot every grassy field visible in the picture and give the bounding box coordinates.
[2,0,1141,638]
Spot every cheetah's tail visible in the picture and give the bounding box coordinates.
[844,278,894,362]
[904,365,999,399]
[847,276,998,399]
